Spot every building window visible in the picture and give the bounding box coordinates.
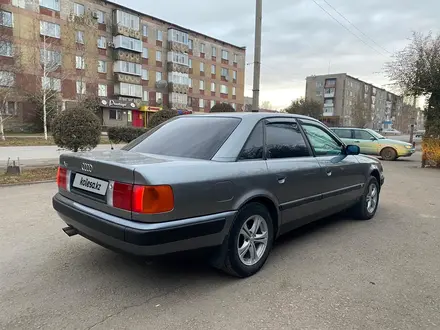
[95,10,104,24]
[98,84,107,97]
[188,39,193,50]
[115,82,142,98]
[200,43,205,53]
[220,85,228,94]
[200,62,204,72]
[188,58,192,68]
[221,67,228,77]
[41,76,61,91]
[232,87,236,96]
[113,35,142,52]
[234,53,238,63]
[97,36,106,49]
[109,110,122,120]
[98,60,107,73]
[0,71,15,87]
[316,81,323,88]
[233,70,237,80]
[40,49,61,67]
[40,21,61,38]
[212,46,217,57]
[39,0,60,11]
[75,30,84,44]
[168,72,189,85]
[4,101,16,115]
[127,110,132,122]
[167,51,189,65]
[221,50,229,60]
[156,30,163,41]
[114,61,141,76]
[156,71,162,82]
[210,100,215,108]
[168,29,188,45]
[0,41,12,57]
[156,50,162,61]
[76,81,86,94]
[0,11,13,27]
[211,64,215,74]
[116,10,139,30]
[142,25,148,37]
[211,82,215,92]
[143,90,148,101]
[142,69,149,80]
[75,56,85,69]
[199,99,204,108]
[156,92,162,104]
[199,80,204,90]
[74,3,85,16]
[142,47,148,58]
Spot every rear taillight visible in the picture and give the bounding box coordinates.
[112,181,133,211]
[57,167,67,190]
[108,182,174,214]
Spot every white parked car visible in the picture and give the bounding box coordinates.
[382,128,401,136]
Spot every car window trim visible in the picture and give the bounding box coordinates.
[263,118,314,160]
[236,119,266,162]
[297,119,345,157]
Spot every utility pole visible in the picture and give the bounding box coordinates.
[251,0,262,112]
[409,95,417,144]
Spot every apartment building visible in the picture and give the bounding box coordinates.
[0,0,246,130]
[305,73,403,129]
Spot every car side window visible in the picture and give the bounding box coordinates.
[354,130,374,140]
[238,122,264,161]
[265,122,311,159]
[301,124,342,156]
[333,129,352,139]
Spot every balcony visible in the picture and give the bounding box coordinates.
[113,35,142,53]
[324,88,335,98]
[167,29,189,53]
[323,106,334,117]
[114,82,142,98]
[114,73,141,85]
[113,24,141,39]
[114,50,141,63]
[168,83,189,94]
[167,62,189,74]
[168,41,189,53]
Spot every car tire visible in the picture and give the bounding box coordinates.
[380,147,397,161]
[350,176,380,220]
[215,202,274,278]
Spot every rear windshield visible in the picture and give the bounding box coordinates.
[123,116,241,160]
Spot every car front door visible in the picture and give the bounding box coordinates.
[299,119,365,211]
[353,129,379,155]
[263,118,327,226]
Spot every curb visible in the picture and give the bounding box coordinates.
[0,179,56,188]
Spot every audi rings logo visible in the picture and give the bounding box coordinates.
[81,163,93,173]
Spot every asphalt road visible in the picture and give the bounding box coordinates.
[1,153,440,330]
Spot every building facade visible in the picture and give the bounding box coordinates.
[0,0,246,131]
[305,73,403,129]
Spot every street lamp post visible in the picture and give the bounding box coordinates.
[251,0,262,112]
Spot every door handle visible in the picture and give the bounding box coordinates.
[354,140,360,143]
[325,168,332,176]
[277,175,286,184]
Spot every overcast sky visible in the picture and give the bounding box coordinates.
[119,0,439,109]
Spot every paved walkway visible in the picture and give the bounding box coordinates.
[0,144,124,168]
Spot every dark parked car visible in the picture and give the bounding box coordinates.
[53,113,384,277]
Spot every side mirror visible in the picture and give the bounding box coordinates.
[345,145,360,155]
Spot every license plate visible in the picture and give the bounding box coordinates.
[72,173,108,196]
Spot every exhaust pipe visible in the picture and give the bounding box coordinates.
[62,226,78,237]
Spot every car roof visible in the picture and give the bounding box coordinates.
[331,127,364,130]
[188,112,322,123]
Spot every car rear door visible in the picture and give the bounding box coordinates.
[299,119,365,210]
[332,128,355,145]
[263,118,327,226]
[353,129,379,155]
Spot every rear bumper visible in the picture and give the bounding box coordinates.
[53,193,237,257]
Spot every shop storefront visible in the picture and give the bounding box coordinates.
[100,98,139,128]
[138,105,162,127]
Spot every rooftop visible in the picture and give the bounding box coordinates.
[106,0,246,52]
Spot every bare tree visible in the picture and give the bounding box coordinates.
[351,97,372,128]
[260,100,273,110]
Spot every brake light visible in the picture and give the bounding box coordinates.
[112,182,133,211]
[57,167,67,189]
[132,185,174,214]
[109,182,174,214]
